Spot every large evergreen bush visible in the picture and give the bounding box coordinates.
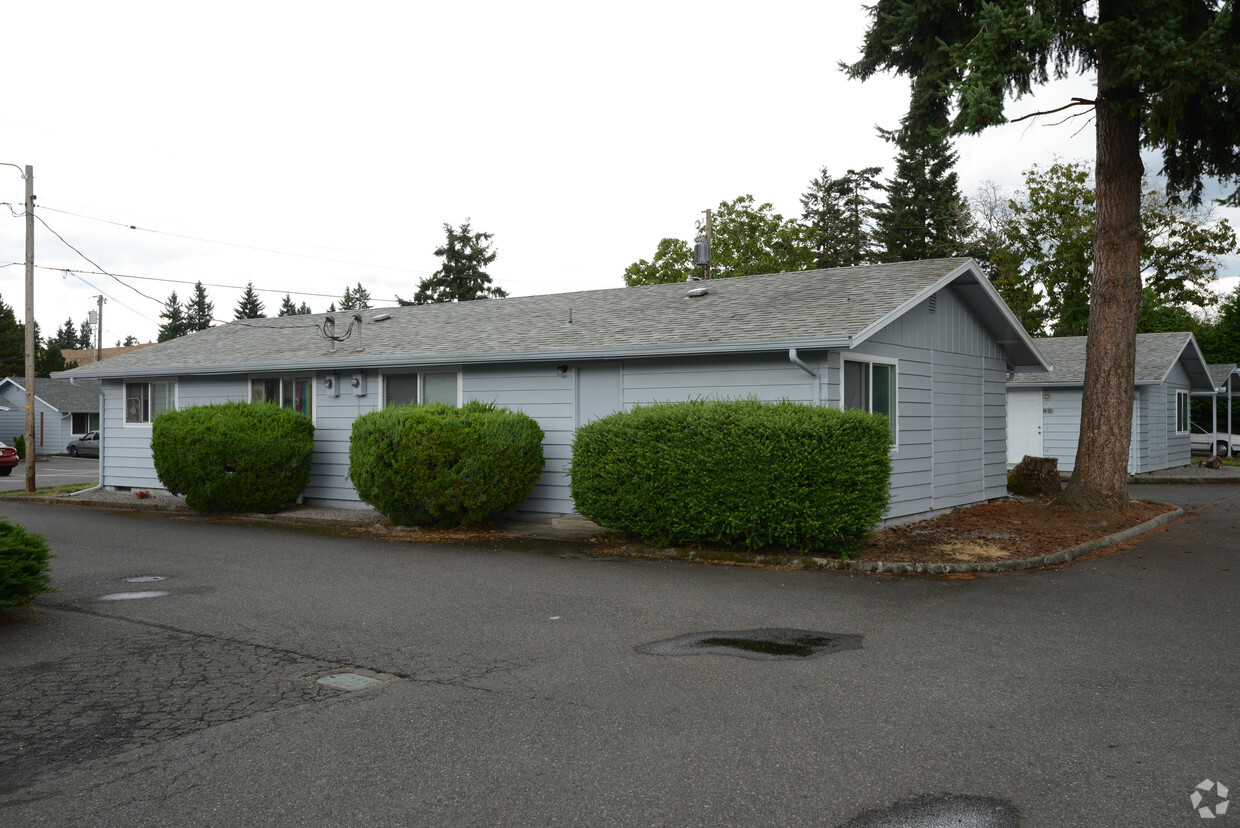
[349,401,544,527]
[0,520,52,613]
[570,399,892,553]
[152,402,315,513]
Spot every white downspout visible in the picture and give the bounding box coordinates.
[66,378,104,496]
[788,348,821,406]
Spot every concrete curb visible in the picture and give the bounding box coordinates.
[829,506,1184,575]
[15,493,1185,575]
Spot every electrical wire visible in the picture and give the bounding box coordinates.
[37,265,403,305]
[35,203,434,275]
[33,213,166,306]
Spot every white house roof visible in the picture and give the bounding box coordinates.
[57,258,1049,380]
[1008,332,1215,390]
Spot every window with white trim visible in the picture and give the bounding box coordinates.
[72,412,100,433]
[124,380,175,424]
[251,376,313,417]
[382,371,460,407]
[843,358,897,442]
[1175,390,1190,434]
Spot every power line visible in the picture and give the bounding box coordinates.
[34,203,435,275]
[36,265,403,304]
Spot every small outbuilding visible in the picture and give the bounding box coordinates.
[1005,332,1215,474]
[57,258,1048,523]
[0,376,102,455]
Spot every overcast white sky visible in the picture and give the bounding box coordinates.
[2,1,1236,346]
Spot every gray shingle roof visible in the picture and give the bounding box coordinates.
[1009,332,1214,389]
[58,258,1046,379]
[2,377,102,412]
[1207,363,1239,389]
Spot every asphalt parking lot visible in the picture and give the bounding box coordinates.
[0,455,99,491]
[0,483,1236,826]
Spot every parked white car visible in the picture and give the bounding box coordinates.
[1190,423,1236,457]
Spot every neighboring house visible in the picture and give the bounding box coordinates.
[56,258,1048,523]
[1006,332,1215,474]
[1193,363,1239,456]
[0,376,104,455]
[62,343,156,367]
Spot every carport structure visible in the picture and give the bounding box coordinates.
[1193,363,1238,457]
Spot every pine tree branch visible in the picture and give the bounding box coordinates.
[1010,98,1096,124]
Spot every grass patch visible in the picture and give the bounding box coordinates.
[937,540,1011,562]
[0,482,99,497]
[1191,456,1240,467]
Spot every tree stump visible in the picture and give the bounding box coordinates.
[1007,455,1062,497]
[1202,454,1223,470]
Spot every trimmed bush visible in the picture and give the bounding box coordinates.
[570,399,892,553]
[152,402,315,513]
[0,520,52,613]
[349,401,545,527]
[13,434,25,460]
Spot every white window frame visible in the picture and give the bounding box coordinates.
[72,411,100,433]
[250,375,315,421]
[381,370,461,408]
[841,355,898,449]
[1175,389,1190,434]
[123,380,177,426]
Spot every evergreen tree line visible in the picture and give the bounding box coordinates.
[156,221,506,342]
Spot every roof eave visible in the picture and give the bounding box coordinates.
[851,258,1051,372]
[51,335,858,380]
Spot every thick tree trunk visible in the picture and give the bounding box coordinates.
[1058,46,1143,514]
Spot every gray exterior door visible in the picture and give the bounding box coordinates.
[575,364,623,428]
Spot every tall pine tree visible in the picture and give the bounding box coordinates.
[157,291,191,342]
[234,282,265,319]
[402,222,506,305]
[850,0,1240,512]
[185,281,214,331]
[801,166,883,268]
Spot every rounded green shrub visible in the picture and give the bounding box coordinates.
[349,401,545,527]
[570,399,892,554]
[0,520,52,613]
[152,401,315,513]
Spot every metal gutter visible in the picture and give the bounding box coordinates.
[52,336,857,381]
[787,348,821,404]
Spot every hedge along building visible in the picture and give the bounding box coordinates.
[1005,332,1215,474]
[56,258,1048,522]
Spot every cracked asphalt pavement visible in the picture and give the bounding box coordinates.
[1,484,1237,826]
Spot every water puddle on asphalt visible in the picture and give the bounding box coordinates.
[839,794,1019,827]
[636,628,862,660]
[96,591,171,601]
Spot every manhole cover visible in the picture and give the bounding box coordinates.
[839,794,1019,827]
[96,591,171,601]
[636,628,862,660]
[315,671,388,691]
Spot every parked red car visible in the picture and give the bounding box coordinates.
[0,441,18,476]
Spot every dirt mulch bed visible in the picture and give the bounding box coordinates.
[854,497,1175,565]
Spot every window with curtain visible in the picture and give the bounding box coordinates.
[124,380,176,424]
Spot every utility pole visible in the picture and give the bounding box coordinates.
[20,166,34,492]
[92,295,104,363]
[692,208,713,281]
[1,162,33,490]
[702,208,712,280]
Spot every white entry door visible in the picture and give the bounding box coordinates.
[1007,388,1043,464]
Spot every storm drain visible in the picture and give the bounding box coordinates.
[636,628,862,660]
[315,670,393,691]
[839,794,1019,827]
